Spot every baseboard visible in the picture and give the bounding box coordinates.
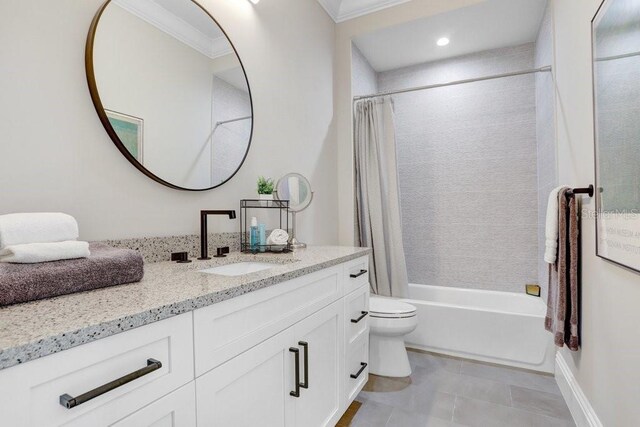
[555,353,603,427]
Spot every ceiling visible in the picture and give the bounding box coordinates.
[216,68,250,93]
[153,0,224,39]
[316,0,413,23]
[353,0,548,72]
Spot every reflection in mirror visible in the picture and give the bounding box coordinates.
[89,0,252,190]
[275,173,313,249]
[275,173,313,212]
[593,0,640,272]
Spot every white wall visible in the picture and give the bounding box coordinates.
[552,0,640,424]
[0,0,337,243]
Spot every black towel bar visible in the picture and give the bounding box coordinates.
[566,185,594,198]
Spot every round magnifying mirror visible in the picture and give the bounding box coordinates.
[276,173,313,212]
[87,0,253,191]
[275,173,313,248]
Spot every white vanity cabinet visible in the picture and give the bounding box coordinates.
[0,255,369,427]
[195,257,369,427]
[196,300,343,427]
[0,312,195,427]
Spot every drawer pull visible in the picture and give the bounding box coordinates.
[350,269,368,279]
[59,358,162,409]
[289,347,300,397]
[351,311,369,323]
[350,362,368,379]
[299,341,309,389]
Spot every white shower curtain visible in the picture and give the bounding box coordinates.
[354,97,409,298]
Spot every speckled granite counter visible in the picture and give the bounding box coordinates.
[0,246,370,370]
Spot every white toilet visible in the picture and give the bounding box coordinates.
[369,295,418,377]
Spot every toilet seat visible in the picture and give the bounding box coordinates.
[369,296,416,319]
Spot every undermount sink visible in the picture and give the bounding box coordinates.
[199,262,277,277]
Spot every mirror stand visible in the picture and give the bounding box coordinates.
[289,211,307,249]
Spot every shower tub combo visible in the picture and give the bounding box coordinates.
[402,284,556,373]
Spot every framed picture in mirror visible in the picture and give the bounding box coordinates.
[105,110,143,162]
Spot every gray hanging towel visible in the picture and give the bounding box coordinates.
[545,188,580,351]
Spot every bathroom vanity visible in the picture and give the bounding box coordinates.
[0,247,370,427]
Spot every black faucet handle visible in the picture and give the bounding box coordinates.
[171,252,192,263]
[214,247,230,258]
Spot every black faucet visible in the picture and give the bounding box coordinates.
[198,210,236,260]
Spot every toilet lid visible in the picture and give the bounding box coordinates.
[369,296,416,318]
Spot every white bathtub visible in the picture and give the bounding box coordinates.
[402,284,556,373]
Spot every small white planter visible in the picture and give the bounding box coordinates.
[258,194,274,200]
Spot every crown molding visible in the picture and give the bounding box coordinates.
[316,0,413,23]
[113,0,232,59]
[316,0,341,21]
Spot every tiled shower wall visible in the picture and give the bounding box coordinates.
[535,4,557,301]
[376,44,540,293]
[211,77,252,185]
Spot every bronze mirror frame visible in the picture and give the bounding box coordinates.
[85,0,254,191]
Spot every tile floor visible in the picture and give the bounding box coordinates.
[341,349,575,427]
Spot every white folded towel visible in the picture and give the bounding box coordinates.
[267,229,290,246]
[0,241,90,264]
[544,186,569,264]
[0,213,79,249]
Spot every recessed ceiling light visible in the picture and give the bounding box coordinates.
[437,37,450,47]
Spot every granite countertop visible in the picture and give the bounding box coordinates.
[0,246,370,371]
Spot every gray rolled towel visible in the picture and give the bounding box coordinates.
[0,243,144,307]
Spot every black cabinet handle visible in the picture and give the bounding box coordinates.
[350,362,368,379]
[299,341,309,389]
[289,347,300,397]
[351,311,369,323]
[59,358,162,409]
[350,269,368,278]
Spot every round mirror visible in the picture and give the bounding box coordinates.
[275,173,313,212]
[86,0,253,191]
[275,173,313,249]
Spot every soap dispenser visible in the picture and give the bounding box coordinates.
[258,223,266,252]
[250,217,259,252]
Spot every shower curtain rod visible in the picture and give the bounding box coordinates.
[353,65,552,101]
[595,50,640,62]
[216,116,252,126]
[208,115,252,145]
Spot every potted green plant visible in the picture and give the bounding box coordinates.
[257,176,275,200]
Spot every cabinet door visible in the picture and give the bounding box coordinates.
[110,382,196,427]
[196,327,296,427]
[292,301,344,427]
